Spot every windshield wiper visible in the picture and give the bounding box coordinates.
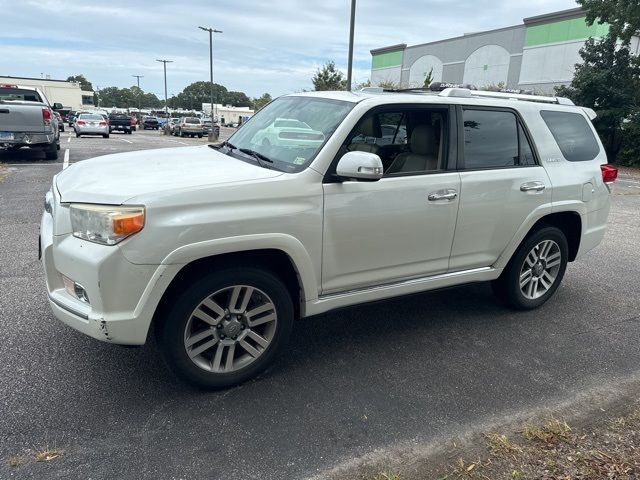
[212,141,274,169]
[238,148,273,166]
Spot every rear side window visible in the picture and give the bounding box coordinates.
[462,109,536,169]
[0,87,42,102]
[540,110,600,161]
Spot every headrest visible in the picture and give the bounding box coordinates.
[359,115,382,138]
[410,124,437,155]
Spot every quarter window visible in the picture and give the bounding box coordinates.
[463,109,535,169]
[540,110,600,162]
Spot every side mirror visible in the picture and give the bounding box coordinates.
[52,103,63,110]
[336,151,384,181]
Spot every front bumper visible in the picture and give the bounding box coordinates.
[40,208,170,345]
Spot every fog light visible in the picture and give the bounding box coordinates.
[62,275,90,304]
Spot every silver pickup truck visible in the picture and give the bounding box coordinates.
[0,84,61,160]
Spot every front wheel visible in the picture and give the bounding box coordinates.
[156,267,294,389]
[492,226,568,310]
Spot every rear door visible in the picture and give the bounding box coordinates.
[449,106,552,271]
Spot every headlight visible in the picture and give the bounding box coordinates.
[70,204,145,245]
[44,188,54,215]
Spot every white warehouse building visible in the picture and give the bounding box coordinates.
[0,75,95,111]
[370,8,640,93]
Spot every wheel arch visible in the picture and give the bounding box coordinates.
[529,211,582,261]
[153,247,312,332]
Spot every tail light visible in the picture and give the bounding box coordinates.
[129,118,135,125]
[76,120,86,126]
[99,121,107,127]
[601,164,618,184]
[42,107,52,126]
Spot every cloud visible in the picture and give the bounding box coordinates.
[0,0,578,97]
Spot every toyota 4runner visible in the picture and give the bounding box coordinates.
[41,87,616,388]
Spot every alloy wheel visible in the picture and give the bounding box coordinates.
[183,285,278,373]
[519,240,562,300]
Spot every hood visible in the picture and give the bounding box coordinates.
[56,145,283,204]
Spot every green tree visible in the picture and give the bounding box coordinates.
[223,90,252,107]
[355,79,371,90]
[67,74,93,91]
[312,61,347,91]
[252,93,272,110]
[556,38,640,163]
[577,0,640,43]
[423,68,434,88]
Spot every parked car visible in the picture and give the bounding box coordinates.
[108,113,133,134]
[67,111,78,127]
[41,88,616,388]
[143,116,159,130]
[55,112,65,132]
[202,118,212,134]
[174,117,203,138]
[0,84,60,159]
[168,118,181,134]
[74,113,109,138]
[252,117,325,148]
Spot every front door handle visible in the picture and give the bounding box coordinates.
[520,181,546,193]
[428,189,458,201]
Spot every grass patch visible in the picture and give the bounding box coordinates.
[7,455,26,468]
[34,447,63,462]
[436,407,640,479]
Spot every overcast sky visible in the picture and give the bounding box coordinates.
[0,0,578,99]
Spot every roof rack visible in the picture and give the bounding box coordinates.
[439,88,575,105]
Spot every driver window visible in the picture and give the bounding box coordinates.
[344,107,447,176]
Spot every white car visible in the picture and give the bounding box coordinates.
[74,113,109,138]
[41,87,616,388]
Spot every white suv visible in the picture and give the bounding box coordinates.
[40,87,617,388]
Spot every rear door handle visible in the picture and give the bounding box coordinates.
[428,189,457,201]
[520,181,546,193]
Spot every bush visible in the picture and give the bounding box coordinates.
[618,112,640,166]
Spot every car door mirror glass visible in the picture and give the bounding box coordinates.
[336,151,384,181]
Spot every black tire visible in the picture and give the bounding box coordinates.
[198,134,203,138]
[492,226,568,310]
[180,131,185,138]
[75,132,80,138]
[103,134,109,139]
[44,142,58,160]
[155,267,294,389]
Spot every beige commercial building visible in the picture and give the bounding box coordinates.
[0,75,95,110]
[202,103,254,124]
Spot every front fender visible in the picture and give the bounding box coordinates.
[161,233,319,303]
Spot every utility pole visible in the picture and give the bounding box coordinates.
[156,59,173,132]
[95,85,101,108]
[132,75,143,110]
[346,0,356,91]
[198,26,223,141]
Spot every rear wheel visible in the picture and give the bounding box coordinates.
[103,134,109,139]
[44,141,58,160]
[492,226,568,310]
[156,267,294,389]
[198,134,203,138]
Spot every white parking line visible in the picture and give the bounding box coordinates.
[67,137,71,143]
[63,148,69,169]
[119,138,133,144]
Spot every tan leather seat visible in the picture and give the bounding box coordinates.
[348,116,382,155]
[386,124,439,174]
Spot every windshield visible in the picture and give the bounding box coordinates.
[225,96,354,172]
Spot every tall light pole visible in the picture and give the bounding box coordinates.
[156,59,173,127]
[346,0,356,91]
[198,26,223,141]
[132,74,143,110]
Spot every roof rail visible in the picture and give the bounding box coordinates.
[439,88,574,105]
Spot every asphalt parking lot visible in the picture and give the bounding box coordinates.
[0,135,639,479]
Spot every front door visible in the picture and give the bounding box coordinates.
[321,105,460,294]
